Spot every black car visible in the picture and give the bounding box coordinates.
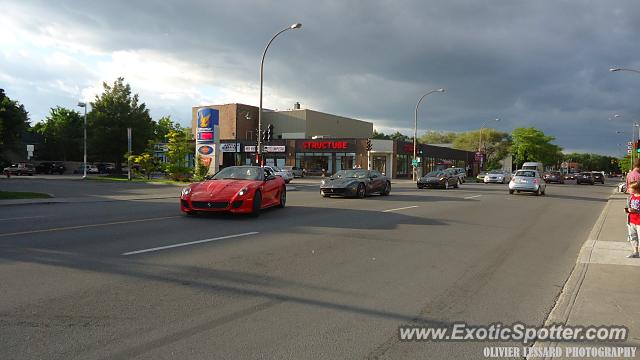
[35,161,66,174]
[417,169,459,189]
[576,172,595,185]
[320,169,390,198]
[591,172,605,184]
[543,171,565,184]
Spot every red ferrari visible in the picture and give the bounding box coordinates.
[180,166,286,216]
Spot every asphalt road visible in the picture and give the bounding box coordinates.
[0,177,615,359]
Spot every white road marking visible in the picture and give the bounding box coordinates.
[464,195,482,199]
[0,215,51,221]
[382,206,418,213]
[122,231,260,256]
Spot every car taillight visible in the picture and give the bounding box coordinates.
[533,179,539,184]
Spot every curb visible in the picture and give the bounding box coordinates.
[0,196,176,207]
[527,188,616,359]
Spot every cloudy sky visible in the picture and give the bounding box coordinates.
[2,0,640,155]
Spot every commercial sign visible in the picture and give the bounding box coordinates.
[197,107,219,131]
[197,145,214,155]
[220,143,241,152]
[197,131,214,142]
[297,141,354,152]
[244,146,256,153]
[264,145,285,153]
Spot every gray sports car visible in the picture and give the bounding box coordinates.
[320,169,391,198]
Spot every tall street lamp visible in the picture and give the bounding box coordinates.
[258,22,302,165]
[610,67,640,75]
[478,118,501,152]
[413,88,445,181]
[77,102,88,179]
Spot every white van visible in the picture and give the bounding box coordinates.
[521,162,544,174]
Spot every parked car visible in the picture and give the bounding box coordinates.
[508,169,546,195]
[591,171,605,184]
[418,169,459,189]
[284,166,305,178]
[484,169,511,184]
[73,164,99,174]
[543,171,565,184]
[305,168,325,176]
[3,163,35,176]
[476,171,487,183]
[565,173,577,180]
[35,161,66,174]
[320,169,390,198]
[180,166,286,216]
[95,163,115,174]
[576,172,595,185]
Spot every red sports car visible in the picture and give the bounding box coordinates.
[180,166,286,216]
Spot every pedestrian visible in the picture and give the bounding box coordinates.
[626,159,640,194]
[625,181,640,258]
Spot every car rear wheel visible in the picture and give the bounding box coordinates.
[251,191,262,217]
[357,183,366,198]
[278,187,286,208]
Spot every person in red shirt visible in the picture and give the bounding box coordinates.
[625,181,640,258]
[626,159,640,194]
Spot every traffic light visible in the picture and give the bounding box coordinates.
[261,129,268,142]
[366,139,372,151]
[267,124,274,142]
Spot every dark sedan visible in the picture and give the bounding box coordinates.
[543,171,564,184]
[320,169,390,198]
[576,172,595,185]
[36,161,66,174]
[591,172,605,184]
[417,169,459,189]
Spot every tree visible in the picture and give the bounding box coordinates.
[128,152,157,179]
[419,130,458,144]
[154,115,181,142]
[87,78,155,172]
[510,127,562,168]
[31,107,83,160]
[372,129,390,139]
[389,131,411,142]
[164,128,194,180]
[452,129,511,169]
[0,89,30,155]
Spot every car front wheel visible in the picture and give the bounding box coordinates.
[278,187,286,208]
[381,181,391,196]
[251,191,262,217]
[357,183,366,198]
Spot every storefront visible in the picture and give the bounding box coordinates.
[369,139,394,178]
[294,139,365,175]
[220,140,288,168]
[394,141,476,178]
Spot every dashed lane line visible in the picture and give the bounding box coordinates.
[122,232,259,256]
[382,205,419,212]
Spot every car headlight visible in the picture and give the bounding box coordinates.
[439,177,445,181]
[238,187,249,196]
[181,187,192,196]
[321,180,326,186]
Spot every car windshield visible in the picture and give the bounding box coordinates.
[488,170,502,174]
[515,170,536,177]
[426,171,444,177]
[211,167,261,181]
[332,170,368,179]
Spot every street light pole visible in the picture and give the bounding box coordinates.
[77,102,88,179]
[610,67,640,75]
[413,88,445,181]
[478,118,501,152]
[258,22,302,166]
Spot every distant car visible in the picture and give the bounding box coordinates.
[180,166,286,216]
[264,166,292,184]
[305,168,325,176]
[576,172,595,185]
[95,163,115,174]
[484,169,511,184]
[543,171,565,184]
[591,171,605,184]
[449,167,467,184]
[73,164,99,174]
[509,170,546,195]
[565,173,576,180]
[3,163,35,176]
[284,166,305,178]
[418,169,459,189]
[35,161,66,174]
[476,171,487,183]
[321,169,390,198]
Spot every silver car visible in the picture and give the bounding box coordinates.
[508,170,546,195]
[484,169,511,184]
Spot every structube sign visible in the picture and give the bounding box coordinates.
[297,141,354,152]
[196,108,220,174]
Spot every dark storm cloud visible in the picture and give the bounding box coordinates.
[3,0,640,155]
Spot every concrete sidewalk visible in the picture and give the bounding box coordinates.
[531,190,640,359]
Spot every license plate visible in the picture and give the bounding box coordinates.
[519,179,528,183]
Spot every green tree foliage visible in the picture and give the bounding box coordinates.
[619,155,631,173]
[371,129,390,139]
[164,129,194,180]
[0,89,30,155]
[128,152,157,179]
[193,155,210,181]
[452,129,511,169]
[87,78,155,171]
[419,130,458,144]
[564,152,621,173]
[511,127,562,168]
[154,115,181,142]
[389,131,411,142]
[31,107,83,160]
